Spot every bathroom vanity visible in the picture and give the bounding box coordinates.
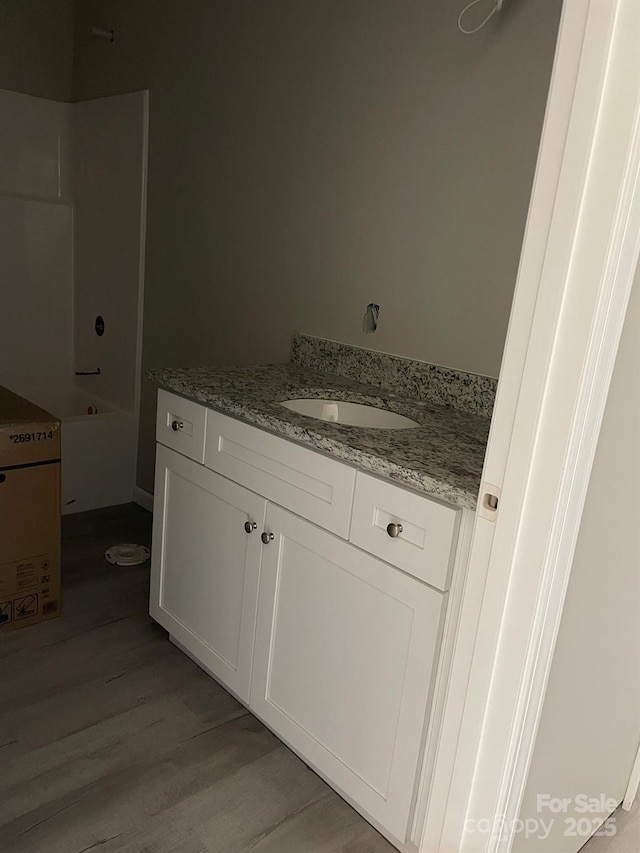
[148,336,494,851]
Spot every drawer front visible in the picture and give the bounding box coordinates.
[205,411,356,538]
[350,472,459,591]
[156,389,207,463]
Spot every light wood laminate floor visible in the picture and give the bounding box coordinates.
[1,504,638,853]
[0,504,394,853]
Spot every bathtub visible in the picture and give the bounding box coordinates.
[20,385,137,514]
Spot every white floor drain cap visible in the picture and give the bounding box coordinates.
[105,544,150,566]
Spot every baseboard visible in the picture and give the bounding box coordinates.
[133,486,154,513]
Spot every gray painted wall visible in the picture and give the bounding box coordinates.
[0,0,74,101]
[71,0,562,492]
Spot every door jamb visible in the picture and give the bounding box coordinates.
[417,1,640,849]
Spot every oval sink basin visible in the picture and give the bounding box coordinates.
[280,399,420,429]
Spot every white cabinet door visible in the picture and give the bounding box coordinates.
[250,504,444,842]
[150,443,266,703]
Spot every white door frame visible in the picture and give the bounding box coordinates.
[418,1,640,851]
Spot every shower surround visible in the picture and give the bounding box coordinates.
[0,88,148,512]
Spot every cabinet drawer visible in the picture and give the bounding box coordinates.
[156,390,207,463]
[350,472,459,591]
[205,411,356,538]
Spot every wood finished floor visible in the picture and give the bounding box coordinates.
[0,504,394,853]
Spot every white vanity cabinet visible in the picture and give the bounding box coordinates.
[150,391,466,848]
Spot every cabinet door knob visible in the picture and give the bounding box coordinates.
[244,521,257,533]
[386,522,403,538]
[171,420,183,431]
[261,531,275,544]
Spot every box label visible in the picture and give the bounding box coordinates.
[15,561,38,591]
[8,429,57,445]
[0,557,45,596]
[0,553,60,630]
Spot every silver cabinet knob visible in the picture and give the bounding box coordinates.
[171,420,183,431]
[386,522,403,538]
[261,531,275,544]
[244,521,257,534]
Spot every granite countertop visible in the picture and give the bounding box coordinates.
[148,360,491,510]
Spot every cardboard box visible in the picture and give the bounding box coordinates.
[0,386,61,630]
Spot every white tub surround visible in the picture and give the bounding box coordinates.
[0,89,72,200]
[60,409,136,514]
[17,386,137,514]
[72,91,148,415]
[0,91,73,397]
[0,88,148,514]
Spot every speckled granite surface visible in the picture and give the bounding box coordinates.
[291,334,497,418]
[148,360,492,510]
